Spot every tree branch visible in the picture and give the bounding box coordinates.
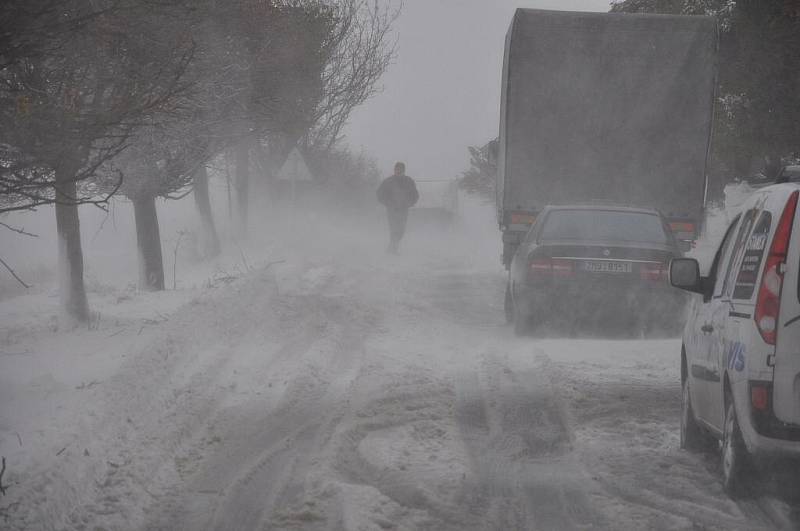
[0,456,6,495]
[0,257,30,288]
[0,221,38,237]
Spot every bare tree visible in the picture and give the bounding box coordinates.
[201,0,348,233]
[178,0,398,239]
[307,0,400,152]
[97,123,204,291]
[459,140,498,201]
[97,0,354,285]
[192,164,220,257]
[305,144,381,209]
[0,1,194,321]
[0,0,116,72]
[2,0,400,303]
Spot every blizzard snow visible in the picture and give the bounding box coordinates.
[0,196,796,530]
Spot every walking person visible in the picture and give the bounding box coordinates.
[377,162,419,254]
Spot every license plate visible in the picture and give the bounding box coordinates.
[582,260,632,273]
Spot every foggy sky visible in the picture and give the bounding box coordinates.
[343,0,612,183]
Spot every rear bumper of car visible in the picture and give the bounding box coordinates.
[514,278,684,317]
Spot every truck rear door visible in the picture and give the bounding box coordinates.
[773,191,800,424]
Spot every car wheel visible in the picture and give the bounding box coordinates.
[722,398,751,497]
[680,377,712,451]
[504,281,514,324]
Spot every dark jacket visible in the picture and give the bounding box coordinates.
[377,174,419,210]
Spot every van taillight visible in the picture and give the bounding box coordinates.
[528,258,574,278]
[751,384,770,411]
[755,190,799,345]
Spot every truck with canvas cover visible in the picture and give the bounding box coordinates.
[497,9,718,268]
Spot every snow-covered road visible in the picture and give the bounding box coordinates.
[1,210,795,530]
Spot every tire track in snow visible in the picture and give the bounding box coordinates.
[4,270,294,531]
[41,243,794,530]
[140,288,375,530]
[540,353,778,530]
[453,354,603,530]
[327,372,466,529]
[308,270,606,529]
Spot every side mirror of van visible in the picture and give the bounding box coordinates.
[670,258,703,294]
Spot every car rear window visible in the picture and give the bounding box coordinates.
[539,210,669,244]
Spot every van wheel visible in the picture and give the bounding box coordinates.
[504,281,514,324]
[722,399,751,497]
[681,377,712,451]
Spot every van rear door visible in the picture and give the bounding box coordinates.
[773,191,800,424]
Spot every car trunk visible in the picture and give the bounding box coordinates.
[529,241,675,283]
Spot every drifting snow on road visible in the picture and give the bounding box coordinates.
[0,208,792,530]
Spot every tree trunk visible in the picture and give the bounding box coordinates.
[193,165,220,258]
[235,142,250,235]
[54,172,90,323]
[133,193,165,291]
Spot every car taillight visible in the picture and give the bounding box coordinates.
[551,259,574,277]
[528,257,574,278]
[640,262,669,282]
[755,190,799,345]
[529,258,551,274]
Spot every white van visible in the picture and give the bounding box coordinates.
[670,183,800,495]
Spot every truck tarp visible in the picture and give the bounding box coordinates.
[497,9,717,224]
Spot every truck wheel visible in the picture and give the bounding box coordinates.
[681,377,712,451]
[504,282,514,324]
[722,398,752,497]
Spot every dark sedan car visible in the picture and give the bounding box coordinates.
[507,204,685,335]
